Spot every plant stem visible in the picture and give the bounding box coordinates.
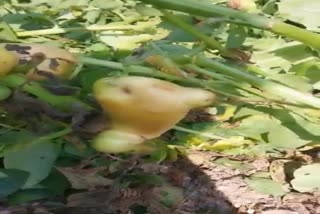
[34,127,73,144]
[161,10,271,77]
[0,74,91,110]
[139,0,320,49]
[78,56,315,107]
[271,21,320,50]
[79,56,241,98]
[185,64,268,99]
[161,10,231,56]
[140,0,266,27]
[195,56,320,108]
[79,56,124,70]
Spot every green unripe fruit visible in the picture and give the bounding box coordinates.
[0,85,11,101]
[91,130,146,154]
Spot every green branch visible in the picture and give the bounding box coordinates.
[161,10,231,56]
[0,74,91,110]
[33,127,73,144]
[139,0,320,49]
[79,56,313,107]
[195,56,320,108]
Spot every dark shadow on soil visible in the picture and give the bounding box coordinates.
[0,153,237,214]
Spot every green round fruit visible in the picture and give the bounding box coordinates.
[91,130,145,154]
[0,85,11,101]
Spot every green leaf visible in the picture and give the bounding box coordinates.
[272,44,315,62]
[79,70,112,92]
[278,0,320,32]
[0,169,29,198]
[226,25,247,49]
[291,164,320,193]
[0,130,35,146]
[267,73,312,92]
[289,59,320,84]
[233,115,278,140]
[153,185,184,208]
[0,85,11,101]
[63,140,96,158]
[250,51,291,73]
[8,188,54,205]
[39,168,70,195]
[0,22,18,41]
[248,38,286,52]
[91,0,123,10]
[262,0,278,15]
[268,125,310,149]
[135,4,162,16]
[100,31,157,50]
[147,146,168,163]
[47,0,90,8]
[4,141,61,188]
[246,177,287,196]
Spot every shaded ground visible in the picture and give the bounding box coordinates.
[1,149,319,214]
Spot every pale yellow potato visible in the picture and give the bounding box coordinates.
[93,76,216,139]
[0,43,78,80]
[0,47,18,76]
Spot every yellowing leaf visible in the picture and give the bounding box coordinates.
[216,105,237,121]
[201,136,252,151]
[278,0,320,32]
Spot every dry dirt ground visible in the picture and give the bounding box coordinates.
[1,149,319,214]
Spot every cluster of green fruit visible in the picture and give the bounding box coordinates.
[0,44,216,154]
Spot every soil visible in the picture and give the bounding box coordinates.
[1,150,319,214]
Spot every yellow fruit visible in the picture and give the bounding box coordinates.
[26,58,77,81]
[0,43,78,80]
[93,76,216,139]
[0,47,18,76]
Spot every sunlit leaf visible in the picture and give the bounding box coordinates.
[246,177,288,196]
[268,125,310,149]
[267,73,312,92]
[0,22,18,41]
[291,164,320,193]
[278,0,320,32]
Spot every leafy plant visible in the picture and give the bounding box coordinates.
[0,0,320,208]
